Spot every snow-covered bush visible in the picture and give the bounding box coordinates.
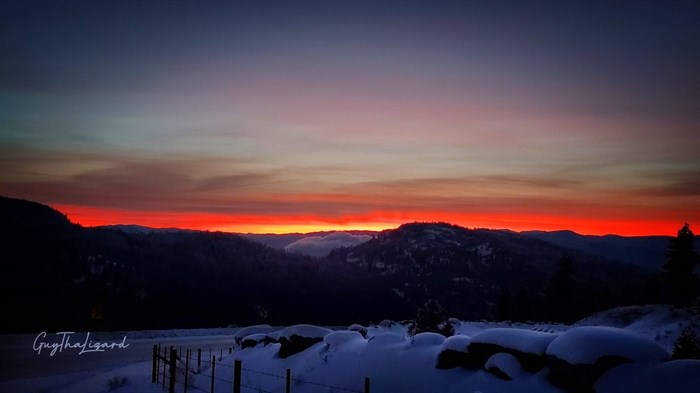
[595,359,700,393]
[234,325,276,345]
[436,335,473,369]
[411,332,445,347]
[324,331,365,347]
[278,325,332,358]
[241,332,278,349]
[348,323,368,338]
[468,328,558,372]
[546,326,669,391]
[485,353,524,381]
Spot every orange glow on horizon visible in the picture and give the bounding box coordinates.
[52,204,687,237]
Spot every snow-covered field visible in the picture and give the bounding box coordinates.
[1,305,698,393]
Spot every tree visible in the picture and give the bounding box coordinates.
[411,299,454,337]
[672,326,700,360]
[664,223,699,305]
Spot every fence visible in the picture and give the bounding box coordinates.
[152,344,370,393]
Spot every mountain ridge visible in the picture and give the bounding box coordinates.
[1,196,682,333]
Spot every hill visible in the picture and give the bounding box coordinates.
[1,197,675,332]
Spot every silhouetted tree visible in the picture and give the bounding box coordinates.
[545,256,577,323]
[412,299,454,336]
[672,326,700,360]
[664,223,699,305]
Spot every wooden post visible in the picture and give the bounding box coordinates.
[156,344,161,383]
[364,377,370,393]
[169,348,177,393]
[184,348,190,393]
[198,348,202,369]
[162,346,167,390]
[233,359,242,393]
[210,356,216,393]
[285,368,291,393]
[152,344,158,383]
[220,348,223,360]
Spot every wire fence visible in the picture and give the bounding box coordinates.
[152,344,370,393]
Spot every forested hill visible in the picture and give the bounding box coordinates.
[2,196,661,333]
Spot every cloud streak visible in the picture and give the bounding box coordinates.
[1,1,699,236]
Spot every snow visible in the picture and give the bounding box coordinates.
[366,332,407,349]
[471,328,559,355]
[279,324,332,339]
[240,333,277,348]
[233,324,276,342]
[441,335,471,352]
[595,359,700,393]
[411,332,446,347]
[2,307,695,393]
[546,326,669,364]
[324,331,366,346]
[485,352,525,380]
[575,304,700,351]
[202,327,562,393]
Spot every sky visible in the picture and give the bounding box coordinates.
[1,0,699,236]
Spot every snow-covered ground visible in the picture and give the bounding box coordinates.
[1,305,698,393]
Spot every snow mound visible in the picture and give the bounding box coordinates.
[348,323,368,337]
[324,331,366,347]
[441,335,471,352]
[366,332,407,349]
[279,324,332,340]
[575,304,700,350]
[546,326,669,365]
[411,332,445,347]
[471,328,558,355]
[595,359,700,393]
[241,333,277,348]
[234,325,276,344]
[485,353,524,381]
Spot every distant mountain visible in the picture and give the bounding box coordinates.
[4,196,685,333]
[2,197,403,333]
[99,224,203,235]
[242,230,378,251]
[328,222,655,322]
[521,230,700,271]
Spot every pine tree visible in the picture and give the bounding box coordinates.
[664,223,699,305]
[672,326,700,360]
[412,299,454,337]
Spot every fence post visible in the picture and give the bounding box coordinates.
[169,348,177,393]
[152,344,158,383]
[229,347,232,354]
[286,368,291,393]
[364,377,370,393]
[220,348,223,360]
[162,346,167,390]
[156,344,161,383]
[198,348,202,369]
[210,356,216,393]
[184,349,190,393]
[233,359,242,393]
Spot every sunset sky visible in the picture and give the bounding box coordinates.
[1,0,699,236]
